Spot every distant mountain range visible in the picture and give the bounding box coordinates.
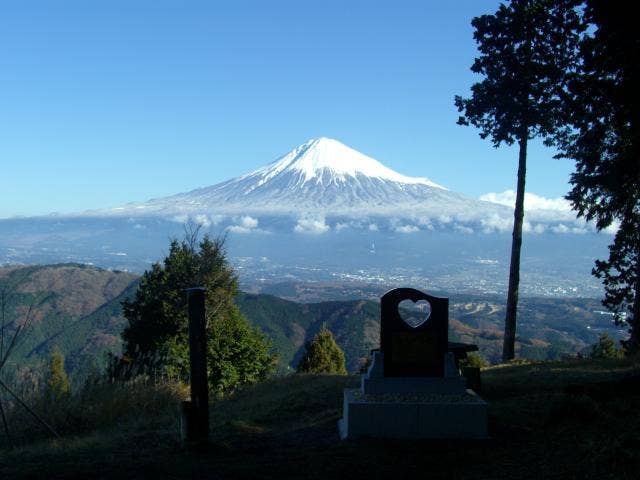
[0,264,624,383]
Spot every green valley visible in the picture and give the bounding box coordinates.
[0,264,625,382]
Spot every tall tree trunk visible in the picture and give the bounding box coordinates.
[630,259,640,354]
[502,131,528,361]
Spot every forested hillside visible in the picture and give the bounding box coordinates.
[0,264,137,383]
[0,264,624,380]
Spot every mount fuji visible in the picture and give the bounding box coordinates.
[91,137,514,232]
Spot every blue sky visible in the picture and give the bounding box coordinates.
[0,0,575,218]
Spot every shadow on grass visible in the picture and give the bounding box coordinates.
[1,358,639,479]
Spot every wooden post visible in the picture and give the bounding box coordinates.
[184,287,209,443]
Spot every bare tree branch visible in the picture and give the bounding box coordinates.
[0,377,60,439]
[0,395,12,449]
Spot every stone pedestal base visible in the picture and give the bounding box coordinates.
[338,388,488,440]
[362,375,467,394]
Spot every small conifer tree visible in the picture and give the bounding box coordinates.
[297,325,347,375]
[590,333,624,360]
[45,350,71,399]
[460,352,489,369]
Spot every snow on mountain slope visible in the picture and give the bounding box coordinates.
[86,137,588,233]
[246,137,444,188]
[95,137,509,223]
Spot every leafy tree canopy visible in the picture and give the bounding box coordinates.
[118,230,276,395]
[556,0,640,353]
[455,0,585,146]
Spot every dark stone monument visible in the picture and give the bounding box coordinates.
[339,287,488,439]
[381,288,448,377]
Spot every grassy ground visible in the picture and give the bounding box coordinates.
[1,357,639,479]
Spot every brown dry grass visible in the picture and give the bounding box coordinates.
[1,357,639,479]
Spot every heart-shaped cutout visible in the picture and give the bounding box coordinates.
[398,299,431,328]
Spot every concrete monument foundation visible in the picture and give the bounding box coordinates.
[339,288,488,440]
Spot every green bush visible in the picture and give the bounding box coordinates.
[590,333,624,359]
[296,325,347,375]
[459,352,489,369]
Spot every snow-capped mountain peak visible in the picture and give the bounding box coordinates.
[91,137,503,220]
[248,137,445,188]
